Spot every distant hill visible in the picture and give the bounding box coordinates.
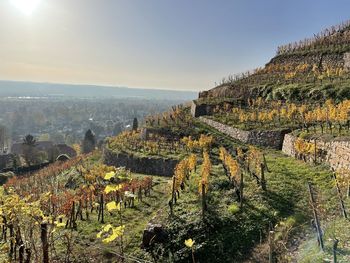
[0,80,197,101]
[200,20,350,102]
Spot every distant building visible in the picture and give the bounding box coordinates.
[11,141,77,160]
[56,144,77,158]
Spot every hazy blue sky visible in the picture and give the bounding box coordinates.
[0,0,349,91]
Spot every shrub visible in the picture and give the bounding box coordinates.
[227,203,240,214]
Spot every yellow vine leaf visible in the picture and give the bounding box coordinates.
[104,184,123,194]
[97,224,125,243]
[54,221,66,228]
[106,201,120,212]
[104,171,116,180]
[102,225,125,243]
[185,238,195,248]
[97,224,113,238]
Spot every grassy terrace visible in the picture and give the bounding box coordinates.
[153,121,345,262]
[203,79,350,102]
[162,148,338,262]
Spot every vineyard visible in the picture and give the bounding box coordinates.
[1,113,349,262]
[159,124,349,262]
[198,20,350,103]
[144,104,194,132]
[106,129,214,160]
[209,98,350,136]
[0,152,171,262]
[2,18,350,263]
[276,20,350,56]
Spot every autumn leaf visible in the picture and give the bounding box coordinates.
[185,238,195,248]
[104,171,116,180]
[97,224,125,243]
[104,184,123,194]
[106,201,120,212]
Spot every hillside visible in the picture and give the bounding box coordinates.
[200,20,350,102]
[1,100,349,262]
[0,21,350,263]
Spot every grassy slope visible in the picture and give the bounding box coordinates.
[55,122,348,262]
[6,121,346,262]
[297,218,350,263]
[155,121,343,262]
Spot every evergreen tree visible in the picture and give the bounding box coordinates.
[22,134,38,167]
[82,129,96,153]
[132,118,138,131]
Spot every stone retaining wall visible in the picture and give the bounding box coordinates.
[103,149,178,177]
[190,101,214,117]
[344,52,350,71]
[199,117,289,149]
[282,133,350,171]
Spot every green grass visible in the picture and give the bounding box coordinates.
[157,142,336,262]
[298,218,350,263]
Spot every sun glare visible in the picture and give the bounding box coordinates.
[10,0,41,15]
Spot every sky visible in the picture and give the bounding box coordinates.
[0,0,349,91]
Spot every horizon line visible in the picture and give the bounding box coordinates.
[0,79,200,93]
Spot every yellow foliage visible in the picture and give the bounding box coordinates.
[97,224,125,243]
[185,238,195,248]
[106,201,121,212]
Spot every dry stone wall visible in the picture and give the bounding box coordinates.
[344,52,350,71]
[103,149,178,177]
[199,117,288,149]
[282,133,350,171]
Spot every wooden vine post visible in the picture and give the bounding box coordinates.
[41,223,49,263]
[172,176,176,204]
[333,174,348,219]
[314,140,317,164]
[98,194,105,224]
[307,182,324,251]
[333,238,339,263]
[268,230,275,263]
[260,163,267,191]
[263,153,270,172]
[202,183,207,219]
[239,171,244,209]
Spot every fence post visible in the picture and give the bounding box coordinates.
[333,238,339,263]
[307,182,324,251]
[269,230,274,263]
[260,163,267,191]
[333,174,348,219]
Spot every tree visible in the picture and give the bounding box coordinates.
[132,118,138,131]
[22,134,39,167]
[82,129,96,153]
